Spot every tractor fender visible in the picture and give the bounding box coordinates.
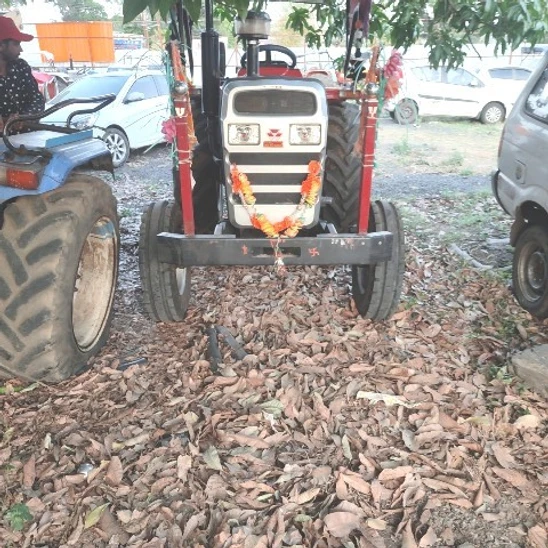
[0,138,112,202]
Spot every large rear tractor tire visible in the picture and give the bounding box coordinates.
[512,224,548,319]
[191,142,219,233]
[173,103,219,234]
[352,200,405,320]
[139,200,191,322]
[0,177,119,382]
[322,101,361,232]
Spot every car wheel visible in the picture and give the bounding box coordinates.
[512,224,548,318]
[393,98,418,125]
[104,128,130,167]
[480,102,505,124]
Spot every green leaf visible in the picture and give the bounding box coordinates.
[203,446,223,471]
[260,399,284,417]
[4,503,32,532]
[123,0,149,24]
[84,503,109,529]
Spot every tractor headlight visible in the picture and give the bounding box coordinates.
[228,123,260,145]
[289,124,321,145]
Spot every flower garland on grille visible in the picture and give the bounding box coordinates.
[230,160,322,238]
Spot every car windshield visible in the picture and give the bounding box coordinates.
[49,75,129,105]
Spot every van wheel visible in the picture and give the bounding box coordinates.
[480,102,504,124]
[393,99,418,124]
[512,224,548,318]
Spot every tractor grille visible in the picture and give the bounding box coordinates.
[221,78,328,228]
[233,90,316,115]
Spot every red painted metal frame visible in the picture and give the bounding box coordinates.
[173,92,195,236]
[326,87,378,234]
[237,66,303,77]
[357,91,378,234]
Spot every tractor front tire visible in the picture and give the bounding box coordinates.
[322,101,361,232]
[0,177,119,382]
[352,201,405,320]
[139,200,191,322]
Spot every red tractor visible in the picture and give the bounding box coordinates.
[138,0,405,322]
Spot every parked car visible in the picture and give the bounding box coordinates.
[43,69,170,167]
[492,51,548,317]
[386,63,519,125]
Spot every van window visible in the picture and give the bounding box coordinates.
[525,67,548,121]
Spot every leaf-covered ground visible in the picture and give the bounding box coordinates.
[1,122,547,547]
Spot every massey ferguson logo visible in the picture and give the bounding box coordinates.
[264,128,283,148]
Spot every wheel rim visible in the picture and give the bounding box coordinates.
[518,243,547,303]
[176,267,188,295]
[73,216,118,350]
[105,132,127,165]
[397,100,415,122]
[485,106,502,123]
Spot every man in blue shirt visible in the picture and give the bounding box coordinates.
[0,16,45,133]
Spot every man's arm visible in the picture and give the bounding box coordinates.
[18,61,46,115]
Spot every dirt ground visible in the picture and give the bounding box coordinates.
[1,118,547,548]
[375,117,503,177]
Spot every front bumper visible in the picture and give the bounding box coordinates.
[156,231,393,267]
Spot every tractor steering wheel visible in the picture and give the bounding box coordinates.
[240,44,298,69]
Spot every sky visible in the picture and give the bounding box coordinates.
[17,0,120,24]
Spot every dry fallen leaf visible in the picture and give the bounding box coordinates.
[513,414,541,430]
[323,512,361,538]
[527,524,548,548]
[105,456,124,486]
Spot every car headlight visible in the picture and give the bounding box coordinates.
[289,124,321,145]
[70,112,99,130]
[228,124,260,145]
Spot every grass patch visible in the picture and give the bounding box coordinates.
[392,138,412,156]
[441,151,464,168]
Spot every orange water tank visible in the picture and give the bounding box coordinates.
[35,22,114,63]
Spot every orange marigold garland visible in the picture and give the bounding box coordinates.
[230,161,322,239]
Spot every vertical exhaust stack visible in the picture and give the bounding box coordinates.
[234,11,271,76]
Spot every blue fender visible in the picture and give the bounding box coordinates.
[0,133,112,203]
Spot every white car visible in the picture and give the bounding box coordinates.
[44,69,170,167]
[386,63,519,125]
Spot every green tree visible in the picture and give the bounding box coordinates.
[3,0,548,67]
[47,0,108,21]
[121,0,548,68]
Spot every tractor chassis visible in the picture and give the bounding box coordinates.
[156,231,393,267]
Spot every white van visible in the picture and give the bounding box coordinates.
[492,51,548,318]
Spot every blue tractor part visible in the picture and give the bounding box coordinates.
[0,97,120,382]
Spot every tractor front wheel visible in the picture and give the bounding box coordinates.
[352,200,405,320]
[139,200,191,322]
[0,177,119,382]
